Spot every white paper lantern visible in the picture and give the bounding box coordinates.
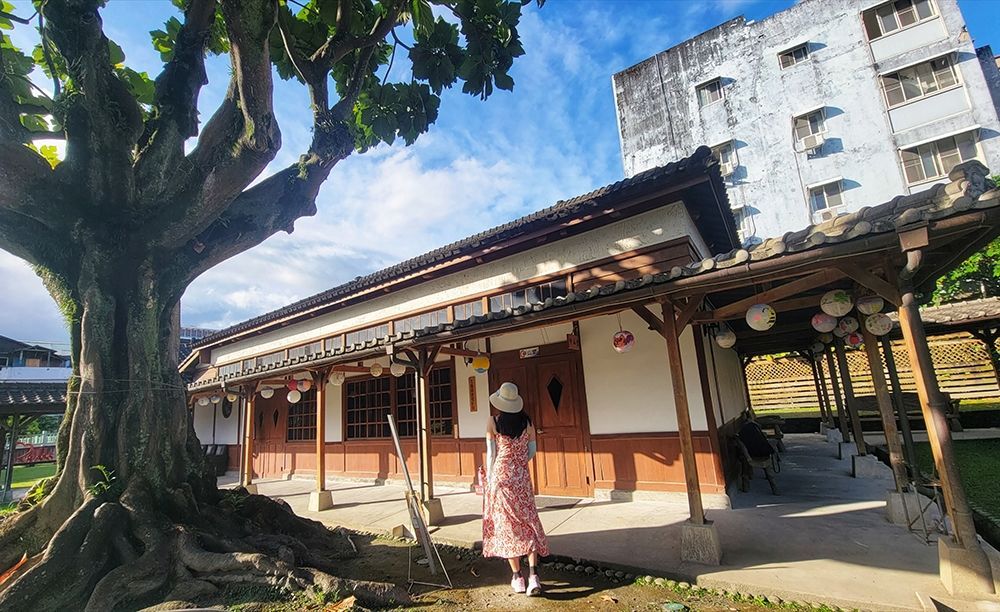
[287,389,301,403]
[226,392,238,403]
[715,327,737,349]
[297,378,312,392]
[260,387,274,399]
[865,312,893,336]
[856,296,885,315]
[369,363,384,377]
[471,355,491,373]
[845,332,864,349]
[331,371,346,386]
[197,396,210,407]
[612,330,636,353]
[811,312,837,333]
[838,316,859,334]
[810,342,825,354]
[833,326,847,338]
[390,362,407,377]
[745,304,776,331]
[818,332,834,344]
[210,394,222,404]
[820,289,853,317]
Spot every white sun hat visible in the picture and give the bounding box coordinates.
[489,382,524,414]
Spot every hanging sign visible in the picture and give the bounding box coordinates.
[519,347,540,359]
[566,333,580,351]
[468,376,478,413]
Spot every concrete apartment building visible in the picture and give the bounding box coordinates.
[613,0,1000,244]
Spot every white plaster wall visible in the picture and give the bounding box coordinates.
[210,203,702,365]
[888,86,969,133]
[614,0,1000,244]
[324,381,342,443]
[192,404,215,444]
[489,323,575,353]
[215,404,240,444]
[580,311,709,435]
[709,340,747,425]
[870,17,947,63]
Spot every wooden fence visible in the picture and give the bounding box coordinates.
[747,333,1000,411]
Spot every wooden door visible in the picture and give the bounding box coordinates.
[490,343,593,497]
[253,399,285,478]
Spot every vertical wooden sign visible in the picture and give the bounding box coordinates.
[468,376,478,412]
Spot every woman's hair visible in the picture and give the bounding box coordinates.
[495,410,531,438]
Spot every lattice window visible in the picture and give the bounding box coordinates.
[429,366,454,436]
[287,389,317,441]
[396,373,418,438]
[344,365,455,439]
[345,376,392,440]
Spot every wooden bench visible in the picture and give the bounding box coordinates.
[852,391,962,432]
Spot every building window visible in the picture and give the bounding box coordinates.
[287,389,317,441]
[218,362,242,378]
[395,308,449,334]
[489,278,568,313]
[863,0,935,40]
[808,181,844,223]
[344,365,455,440]
[256,350,285,368]
[711,141,737,177]
[881,56,958,108]
[696,79,723,107]
[900,132,978,184]
[288,341,323,360]
[345,324,389,347]
[325,335,343,353]
[793,110,826,152]
[779,44,809,69]
[453,299,485,321]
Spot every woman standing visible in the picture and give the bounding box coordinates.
[482,382,550,596]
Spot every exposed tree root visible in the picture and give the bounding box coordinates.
[0,486,410,611]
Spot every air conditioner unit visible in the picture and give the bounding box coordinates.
[719,160,736,177]
[797,132,825,153]
[811,207,840,225]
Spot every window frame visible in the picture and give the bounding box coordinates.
[711,140,738,177]
[899,131,980,185]
[286,389,318,442]
[793,109,827,142]
[807,180,845,220]
[488,278,568,314]
[863,0,936,41]
[778,44,810,70]
[696,78,723,108]
[880,54,960,109]
[343,361,456,441]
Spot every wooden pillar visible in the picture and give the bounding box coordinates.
[824,347,851,442]
[315,373,327,492]
[660,302,705,525]
[898,292,978,547]
[834,337,867,456]
[808,356,831,425]
[242,394,255,488]
[417,349,434,504]
[861,322,907,491]
[814,353,834,427]
[881,336,918,477]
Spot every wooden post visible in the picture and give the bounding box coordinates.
[814,353,834,427]
[881,336,918,477]
[242,394,255,488]
[824,347,851,442]
[315,373,327,492]
[834,337,867,456]
[861,322,907,491]
[417,350,433,504]
[808,357,831,425]
[660,302,705,525]
[898,292,978,546]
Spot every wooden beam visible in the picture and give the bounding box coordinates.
[315,372,327,493]
[834,337,867,456]
[674,293,706,331]
[241,395,255,488]
[693,294,821,323]
[631,305,664,335]
[861,321,907,491]
[659,301,705,525]
[707,269,843,321]
[439,346,480,358]
[835,263,901,307]
[423,345,442,376]
[824,347,851,443]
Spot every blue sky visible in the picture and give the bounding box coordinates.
[2,0,998,350]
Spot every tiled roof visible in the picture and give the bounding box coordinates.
[188,161,999,391]
[194,146,734,348]
[0,382,67,406]
[890,296,1000,328]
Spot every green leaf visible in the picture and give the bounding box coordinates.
[26,143,60,169]
[410,0,435,37]
[492,70,513,91]
[107,39,126,68]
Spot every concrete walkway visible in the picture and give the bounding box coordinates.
[240,434,1000,611]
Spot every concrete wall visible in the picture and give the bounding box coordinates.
[210,202,704,366]
[707,335,747,426]
[579,310,709,435]
[613,0,1000,243]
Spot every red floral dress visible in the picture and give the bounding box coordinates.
[482,427,550,558]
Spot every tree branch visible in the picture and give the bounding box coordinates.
[0,209,71,274]
[134,0,218,196]
[0,10,36,25]
[0,143,64,227]
[312,0,403,68]
[330,45,377,121]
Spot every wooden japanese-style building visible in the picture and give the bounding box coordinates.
[184,148,1000,595]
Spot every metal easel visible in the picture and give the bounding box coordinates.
[387,414,452,591]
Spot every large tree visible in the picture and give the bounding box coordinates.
[0,0,537,608]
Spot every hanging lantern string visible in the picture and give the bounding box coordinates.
[616,312,624,333]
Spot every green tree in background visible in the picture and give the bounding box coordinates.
[931,176,1000,305]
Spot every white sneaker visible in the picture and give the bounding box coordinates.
[511,575,526,593]
[526,574,542,596]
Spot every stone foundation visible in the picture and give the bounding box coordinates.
[938,537,996,596]
[680,520,722,565]
[308,489,334,512]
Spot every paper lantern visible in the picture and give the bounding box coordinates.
[286,380,298,391]
[745,304,776,331]
[331,371,346,386]
[810,342,825,354]
[287,389,301,403]
[845,332,864,348]
[260,387,274,399]
[390,362,407,377]
[226,392,238,403]
[197,396,210,407]
[612,330,636,353]
[210,394,222,404]
[297,379,312,392]
[818,332,834,344]
[833,326,847,338]
[838,316,859,334]
[865,312,893,336]
[370,363,384,377]
[820,290,853,317]
[811,312,837,333]
[471,355,491,373]
[715,327,737,349]
[856,296,885,315]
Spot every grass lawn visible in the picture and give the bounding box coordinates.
[9,462,56,490]
[915,439,1000,518]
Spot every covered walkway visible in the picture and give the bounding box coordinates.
[234,433,1000,611]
